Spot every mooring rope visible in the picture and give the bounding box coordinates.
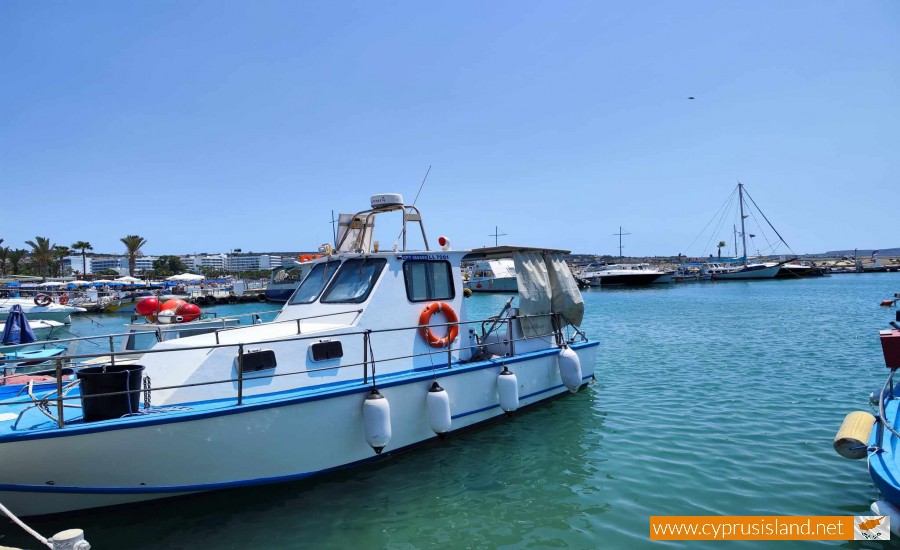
[0,500,51,548]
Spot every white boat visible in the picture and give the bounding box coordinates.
[0,319,64,343]
[576,263,668,287]
[463,258,518,292]
[0,193,597,516]
[700,183,782,281]
[0,298,86,324]
[703,261,781,280]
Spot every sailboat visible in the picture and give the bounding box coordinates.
[702,183,781,280]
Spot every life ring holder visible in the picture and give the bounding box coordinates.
[34,293,53,307]
[418,302,459,348]
[59,292,70,305]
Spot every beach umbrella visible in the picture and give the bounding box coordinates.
[116,276,142,283]
[4,282,21,288]
[166,273,204,281]
[1,305,36,345]
[40,282,66,287]
[69,280,91,286]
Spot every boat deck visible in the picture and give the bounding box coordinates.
[0,342,598,442]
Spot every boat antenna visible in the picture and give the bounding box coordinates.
[330,210,338,246]
[411,165,431,207]
[613,226,630,258]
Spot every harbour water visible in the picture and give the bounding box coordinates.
[5,274,900,548]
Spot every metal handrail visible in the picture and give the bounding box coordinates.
[0,323,570,408]
[878,369,900,447]
[0,311,590,432]
[0,310,585,370]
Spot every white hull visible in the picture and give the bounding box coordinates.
[464,276,518,292]
[0,344,596,516]
[0,299,85,324]
[709,264,780,280]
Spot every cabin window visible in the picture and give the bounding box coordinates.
[289,261,340,304]
[320,258,387,304]
[403,261,454,302]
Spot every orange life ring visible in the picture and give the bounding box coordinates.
[418,302,459,348]
[34,293,52,307]
[59,292,70,305]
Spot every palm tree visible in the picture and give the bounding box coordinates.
[121,235,147,276]
[717,241,727,259]
[9,249,27,275]
[25,236,55,278]
[0,246,8,275]
[52,245,71,277]
[71,241,93,277]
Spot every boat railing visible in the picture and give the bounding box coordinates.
[877,368,900,449]
[0,312,588,429]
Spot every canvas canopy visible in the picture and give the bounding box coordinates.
[512,251,584,338]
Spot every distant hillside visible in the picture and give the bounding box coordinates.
[815,247,900,258]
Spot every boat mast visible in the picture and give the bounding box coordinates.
[614,226,631,259]
[489,226,507,247]
[738,182,748,265]
[733,225,738,258]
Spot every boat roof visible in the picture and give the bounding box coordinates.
[463,245,571,260]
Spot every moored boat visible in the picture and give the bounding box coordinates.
[775,261,828,278]
[463,258,518,293]
[0,193,597,516]
[265,259,315,303]
[0,297,85,324]
[576,263,667,287]
[836,325,900,535]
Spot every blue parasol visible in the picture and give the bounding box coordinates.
[2,305,37,345]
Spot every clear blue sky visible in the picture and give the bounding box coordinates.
[2,1,898,257]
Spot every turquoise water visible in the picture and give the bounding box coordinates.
[5,275,900,548]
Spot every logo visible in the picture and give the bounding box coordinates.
[854,516,890,540]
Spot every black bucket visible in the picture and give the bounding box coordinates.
[77,364,145,422]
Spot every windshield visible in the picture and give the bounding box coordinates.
[321,258,387,304]
[289,262,340,304]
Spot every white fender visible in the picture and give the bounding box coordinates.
[156,310,175,324]
[497,366,518,413]
[363,389,391,454]
[871,500,900,537]
[558,346,583,393]
[426,381,452,434]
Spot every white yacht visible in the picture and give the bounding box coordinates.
[0,193,597,516]
[0,297,86,324]
[576,263,668,287]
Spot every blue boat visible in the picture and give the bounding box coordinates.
[264,260,313,302]
[836,324,900,535]
[2,346,68,369]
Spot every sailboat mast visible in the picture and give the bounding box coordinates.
[738,183,748,265]
[733,225,738,257]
